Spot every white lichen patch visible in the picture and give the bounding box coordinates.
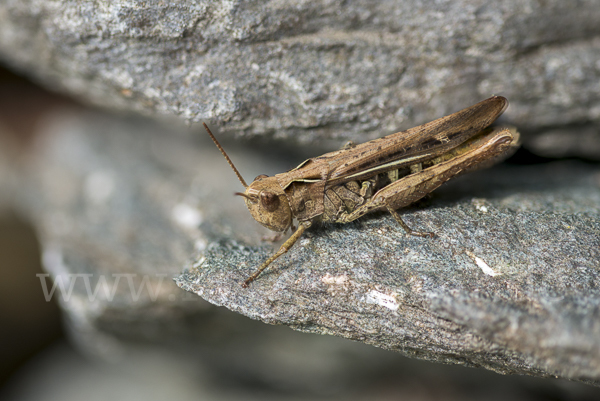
[364,290,399,311]
[321,273,349,286]
[171,203,204,229]
[192,256,206,269]
[466,250,502,276]
[194,238,208,251]
[84,170,115,205]
[471,198,490,213]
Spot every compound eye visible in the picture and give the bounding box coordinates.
[254,174,269,181]
[260,191,280,212]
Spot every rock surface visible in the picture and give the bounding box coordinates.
[2,97,600,390]
[3,107,474,397]
[177,159,600,385]
[0,0,599,152]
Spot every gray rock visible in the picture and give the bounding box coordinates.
[2,101,600,392]
[0,0,599,153]
[177,160,600,386]
[526,124,600,160]
[2,108,477,396]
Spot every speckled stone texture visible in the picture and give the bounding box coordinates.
[177,160,600,385]
[2,99,599,388]
[0,0,599,151]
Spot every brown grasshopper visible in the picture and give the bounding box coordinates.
[204,96,519,287]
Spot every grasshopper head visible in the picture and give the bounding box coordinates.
[201,123,292,232]
[238,175,292,232]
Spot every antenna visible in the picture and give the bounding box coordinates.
[203,123,248,188]
[234,192,257,202]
